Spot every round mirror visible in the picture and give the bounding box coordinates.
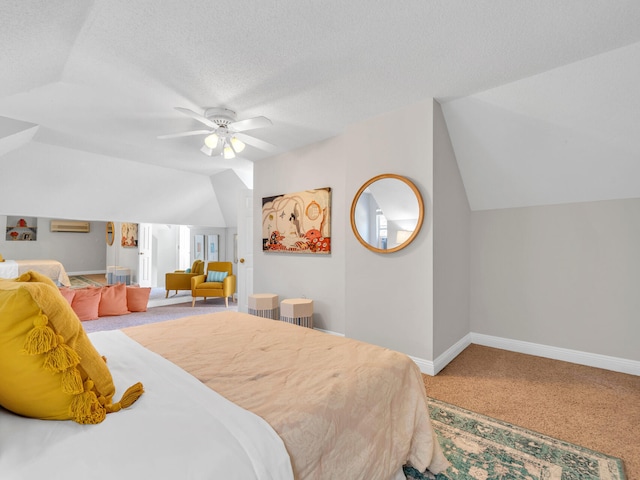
[106,222,114,246]
[350,174,424,253]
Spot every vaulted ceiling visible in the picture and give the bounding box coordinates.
[2,1,639,210]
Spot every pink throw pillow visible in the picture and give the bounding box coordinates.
[71,287,102,321]
[126,286,151,312]
[98,283,130,317]
[58,287,76,305]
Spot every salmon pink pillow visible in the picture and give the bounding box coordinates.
[58,287,76,305]
[71,287,102,321]
[98,284,130,317]
[126,286,151,312]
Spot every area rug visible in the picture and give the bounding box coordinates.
[68,275,105,288]
[404,398,625,480]
[81,299,237,334]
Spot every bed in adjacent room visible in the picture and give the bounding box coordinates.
[0,259,71,286]
[0,273,448,480]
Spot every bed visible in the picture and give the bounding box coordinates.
[0,259,71,286]
[0,310,449,479]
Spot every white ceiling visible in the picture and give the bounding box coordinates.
[2,1,639,210]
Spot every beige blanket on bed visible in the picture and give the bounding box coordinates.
[123,312,449,480]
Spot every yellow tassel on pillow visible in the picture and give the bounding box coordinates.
[61,367,84,395]
[106,382,145,413]
[22,315,58,355]
[43,337,81,372]
[69,380,106,424]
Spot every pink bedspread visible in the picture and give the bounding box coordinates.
[123,312,449,479]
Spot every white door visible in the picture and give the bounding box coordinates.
[138,223,153,287]
[237,189,254,312]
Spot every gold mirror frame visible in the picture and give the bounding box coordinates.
[106,221,115,246]
[350,173,425,254]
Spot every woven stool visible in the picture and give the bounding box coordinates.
[280,298,313,328]
[248,293,279,319]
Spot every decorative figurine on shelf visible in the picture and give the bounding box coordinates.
[10,231,19,240]
[17,219,27,227]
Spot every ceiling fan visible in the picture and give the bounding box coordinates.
[158,107,276,159]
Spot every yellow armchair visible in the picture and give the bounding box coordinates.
[191,261,236,308]
[165,260,204,298]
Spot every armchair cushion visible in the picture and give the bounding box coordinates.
[165,260,205,293]
[206,270,228,282]
[191,262,236,308]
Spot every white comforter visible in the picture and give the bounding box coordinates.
[0,330,294,480]
[0,260,19,279]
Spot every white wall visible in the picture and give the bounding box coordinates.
[253,99,441,362]
[0,142,226,226]
[470,198,640,362]
[253,136,347,333]
[1,215,107,273]
[433,101,471,359]
[345,100,435,360]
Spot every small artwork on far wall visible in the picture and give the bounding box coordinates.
[194,234,205,262]
[5,216,37,241]
[121,222,138,247]
[262,187,331,254]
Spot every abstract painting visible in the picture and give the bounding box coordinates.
[121,222,138,247]
[262,187,331,254]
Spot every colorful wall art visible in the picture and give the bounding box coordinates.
[121,222,138,247]
[5,216,37,241]
[262,187,331,254]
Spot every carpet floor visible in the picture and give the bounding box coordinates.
[81,294,237,333]
[422,344,640,479]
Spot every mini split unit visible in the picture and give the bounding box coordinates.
[50,220,90,233]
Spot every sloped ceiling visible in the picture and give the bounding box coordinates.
[1,1,640,211]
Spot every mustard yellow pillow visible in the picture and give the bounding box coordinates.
[0,253,4,262]
[0,271,143,424]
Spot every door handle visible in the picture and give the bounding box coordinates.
[239,258,245,263]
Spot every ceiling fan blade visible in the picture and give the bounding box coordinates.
[175,107,218,129]
[230,116,272,132]
[234,132,278,153]
[157,129,211,140]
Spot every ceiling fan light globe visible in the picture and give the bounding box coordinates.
[223,145,235,159]
[230,136,245,153]
[204,133,219,149]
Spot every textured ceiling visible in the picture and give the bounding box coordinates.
[2,0,640,210]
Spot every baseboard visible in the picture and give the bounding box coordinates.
[410,334,472,376]
[315,328,344,337]
[408,355,436,376]
[471,333,640,376]
[410,333,639,377]
[67,270,106,276]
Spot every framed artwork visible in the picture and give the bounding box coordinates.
[121,223,138,247]
[194,234,205,262]
[5,216,37,241]
[262,187,331,254]
[207,234,219,262]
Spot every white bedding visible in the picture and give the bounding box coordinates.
[0,330,294,480]
[0,260,19,279]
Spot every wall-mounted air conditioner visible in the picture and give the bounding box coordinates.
[50,220,91,233]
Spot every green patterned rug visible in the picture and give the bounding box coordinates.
[404,398,625,480]
[68,275,104,289]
